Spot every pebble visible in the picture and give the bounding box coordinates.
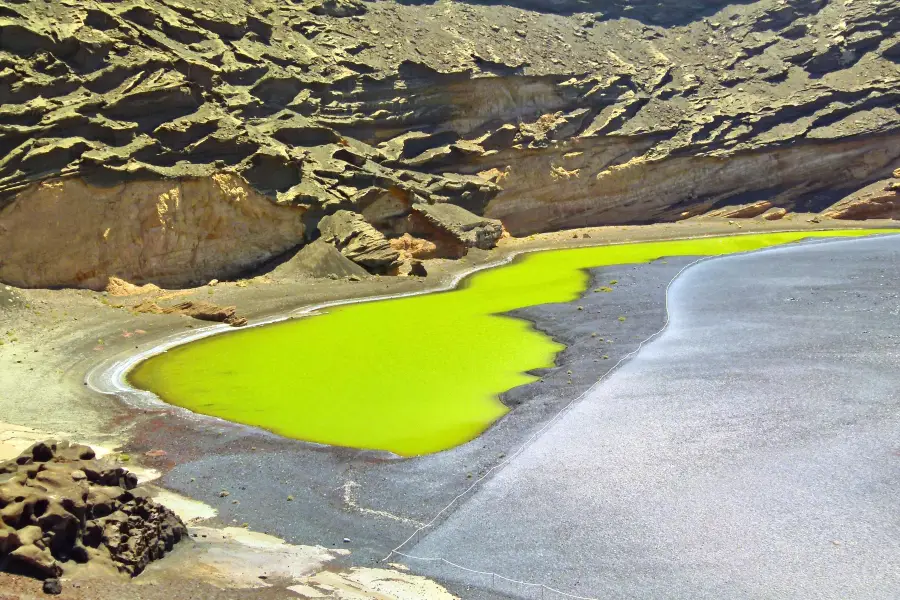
[42,579,62,595]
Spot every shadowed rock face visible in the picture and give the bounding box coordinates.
[0,0,896,286]
[318,210,402,274]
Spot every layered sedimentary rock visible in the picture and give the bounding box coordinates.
[0,175,305,289]
[0,441,186,579]
[482,136,899,232]
[0,0,897,286]
[131,299,248,326]
[410,202,504,257]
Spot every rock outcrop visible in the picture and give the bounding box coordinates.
[0,441,186,579]
[823,177,900,220]
[131,300,248,326]
[389,233,438,261]
[0,175,306,290]
[0,0,897,287]
[410,203,505,256]
[318,210,401,274]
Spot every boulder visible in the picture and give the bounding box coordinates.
[822,179,899,220]
[317,210,401,273]
[43,578,62,595]
[409,203,504,251]
[395,259,428,277]
[0,441,187,579]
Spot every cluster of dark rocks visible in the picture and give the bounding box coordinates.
[0,441,187,586]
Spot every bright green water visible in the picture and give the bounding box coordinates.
[130,230,893,456]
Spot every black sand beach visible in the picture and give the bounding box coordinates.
[408,234,900,599]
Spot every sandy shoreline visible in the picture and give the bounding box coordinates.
[0,218,897,599]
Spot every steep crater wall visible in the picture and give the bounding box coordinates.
[480,134,900,233]
[0,0,896,288]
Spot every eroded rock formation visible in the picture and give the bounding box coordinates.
[131,299,248,326]
[409,203,505,257]
[0,441,186,579]
[823,175,900,220]
[0,175,305,289]
[318,209,401,273]
[0,0,897,287]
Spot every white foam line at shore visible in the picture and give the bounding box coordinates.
[83,228,885,423]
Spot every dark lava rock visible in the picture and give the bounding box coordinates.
[0,441,187,579]
[408,259,428,277]
[42,578,62,595]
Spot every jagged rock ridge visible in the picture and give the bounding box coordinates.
[0,0,896,287]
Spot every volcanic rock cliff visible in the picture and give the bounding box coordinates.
[0,0,897,288]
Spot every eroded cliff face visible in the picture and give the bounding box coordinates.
[0,174,305,289]
[0,0,897,287]
[480,135,900,233]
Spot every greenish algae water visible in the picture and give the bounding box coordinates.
[130,230,895,456]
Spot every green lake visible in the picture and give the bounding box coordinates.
[129,230,894,456]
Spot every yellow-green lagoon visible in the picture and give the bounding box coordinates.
[129,230,893,456]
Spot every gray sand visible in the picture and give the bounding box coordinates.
[405,234,900,599]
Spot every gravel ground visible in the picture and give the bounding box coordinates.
[406,234,900,599]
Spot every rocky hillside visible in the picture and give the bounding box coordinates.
[0,0,897,288]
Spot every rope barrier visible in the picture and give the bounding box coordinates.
[382,256,712,599]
